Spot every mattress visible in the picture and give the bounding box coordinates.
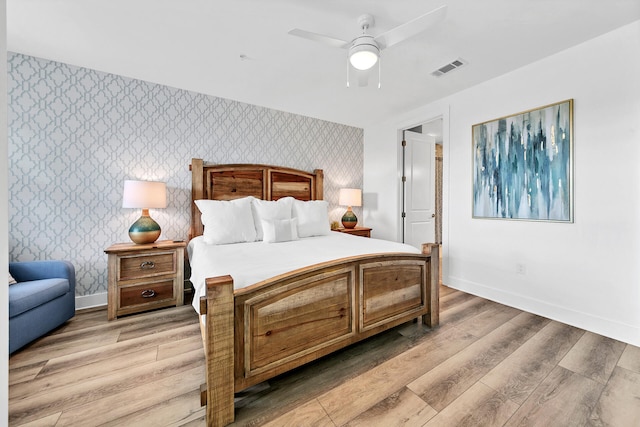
[188,232,420,314]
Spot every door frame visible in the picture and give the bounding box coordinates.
[397,112,447,280]
[401,129,437,246]
[398,115,445,243]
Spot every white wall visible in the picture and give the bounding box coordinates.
[1,0,9,417]
[364,20,640,346]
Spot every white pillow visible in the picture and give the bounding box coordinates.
[195,197,257,245]
[251,197,294,241]
[261,218,299,243]
[9,272,17,285]
[292,200,331,237]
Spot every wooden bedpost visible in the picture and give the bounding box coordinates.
[421,243,440,327]
[201,275,235,426]
[191,158,204,239]
[313,169,323,200]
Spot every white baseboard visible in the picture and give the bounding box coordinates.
[447,276,640,347]
[75,292,107,310]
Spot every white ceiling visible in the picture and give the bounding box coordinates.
[7,0,640,128]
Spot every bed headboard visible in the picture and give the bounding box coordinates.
[189,158,324,239]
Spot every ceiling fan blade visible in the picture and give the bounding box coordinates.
[288,28,350,49]
[374,5,447,50]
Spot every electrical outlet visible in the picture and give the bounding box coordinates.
[516,263,526,275]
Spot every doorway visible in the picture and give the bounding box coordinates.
[401,118,443,248]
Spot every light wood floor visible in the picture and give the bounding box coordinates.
[9,285,640,426]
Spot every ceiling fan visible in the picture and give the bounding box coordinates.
[288,5,447,87]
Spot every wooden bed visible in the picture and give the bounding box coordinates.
[189,158,439,426]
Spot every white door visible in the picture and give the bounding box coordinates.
[404,130,436,249]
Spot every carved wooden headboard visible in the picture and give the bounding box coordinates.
[189,158,324,239]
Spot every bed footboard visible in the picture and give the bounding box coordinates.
[199,244,439,426]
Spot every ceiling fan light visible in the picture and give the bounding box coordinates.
[350,49,378,70]
[349,36,379,70]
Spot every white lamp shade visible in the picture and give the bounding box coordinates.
[122,180,167,209]
[339,188,362,207]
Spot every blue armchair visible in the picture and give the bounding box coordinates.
[9,260,76,354]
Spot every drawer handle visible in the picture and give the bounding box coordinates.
[140,261,155,270]
[141,289,156,298]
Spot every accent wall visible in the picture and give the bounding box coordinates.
[8,53,363,303]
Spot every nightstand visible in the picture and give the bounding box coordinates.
[105,240,186,320]
[332,226,372,238]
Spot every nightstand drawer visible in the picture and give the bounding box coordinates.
[120,280,175,308]
[119,251,176,280]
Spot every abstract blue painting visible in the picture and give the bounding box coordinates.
[472,99,573,221]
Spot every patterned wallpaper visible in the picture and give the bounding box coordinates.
[8,53,363,297]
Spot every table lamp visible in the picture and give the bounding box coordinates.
[339,188,362,229]
[122,180,167,244]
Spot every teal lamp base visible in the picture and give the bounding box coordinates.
[341,207,358,229]
[129,210,161,244]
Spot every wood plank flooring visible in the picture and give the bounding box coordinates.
[9,285,640,426]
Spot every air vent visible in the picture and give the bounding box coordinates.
[431,58,466,77]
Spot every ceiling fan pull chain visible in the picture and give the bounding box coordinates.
[346,56,350,87]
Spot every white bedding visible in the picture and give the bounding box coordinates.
[188,232,420,314]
